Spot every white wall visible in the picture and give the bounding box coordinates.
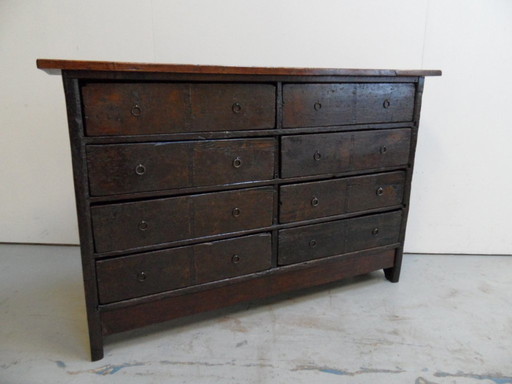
[1,0,511,254]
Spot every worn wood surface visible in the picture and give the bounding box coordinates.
[283,83,415,128]
[278,211,402,265]
[99,247,396,334]
[96,233,271,304]
[281,128,411,178]
[82,83,276,136]
[279,171,405,223]
[87,138,275,196]
[37,58,442,77]
[91,187,274,253]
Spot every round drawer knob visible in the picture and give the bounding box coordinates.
[232,157,242,168]
[232,254,241,264]
[232,208,241,217]
[372,227,380,236]
[138,220,149,231]
[232,102,242,114]
[376,187,384,196]
[313,151,322,161]
[135,164,146,175]
[137,271,147,282]
[309,239,317,248]
[311,197,320,207]
[314,102,322,111]
[383,99,391,109]
[380,146,388,154]
[131,104,142,117]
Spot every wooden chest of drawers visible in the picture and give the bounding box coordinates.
[37,59,440,361]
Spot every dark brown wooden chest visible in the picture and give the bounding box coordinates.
[37,59,440,361]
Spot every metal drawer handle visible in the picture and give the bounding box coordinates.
[232,157,242,168]
[372,227,380,236]
[309,239,317,248]
[232,254,241,264]
[311,197,320,207]
[232,208,241,217]
[313,151,322,161]
[232,102,242,114]
[138,220,149,231]
[383,99,391,109]
[137,272,147,282]
[380,146,388,154]
[376,187,384,196]
[135,164,146,175]
[131,104,142,117]
[314,102,322,111]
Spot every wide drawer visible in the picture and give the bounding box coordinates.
[87,138,275,196]
[91,187,274,253]
[82,83,276,136]
[279,171,405,223]
[96,233,272,304]
[278,211,402,265]
[282,83,415,128]
[281,128,410,178]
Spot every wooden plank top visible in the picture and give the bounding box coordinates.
[37,59,441,77]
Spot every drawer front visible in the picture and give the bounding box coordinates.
[283,83,415,128]
[91,187,274,253]
[278,211,402,265]
[87,138,275,196]
[281,128,410,178]
[279,171,405,223]
[82,83,276,136]
[96,233,272,304]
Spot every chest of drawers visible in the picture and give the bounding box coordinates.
[37,59,440,361]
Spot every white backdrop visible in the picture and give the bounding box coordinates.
[1,0,511,254]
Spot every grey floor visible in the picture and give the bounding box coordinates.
[0,244,511,384]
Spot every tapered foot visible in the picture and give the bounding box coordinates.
[384,266,401,283]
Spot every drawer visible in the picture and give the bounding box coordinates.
[279,171,405,223]
[87,138,275,196]
[91,187,274,253]
[96,233,272,304]
[282,83,415,128]
[278,211,402,265]
[281,128,410,178]
[82,83,276,136]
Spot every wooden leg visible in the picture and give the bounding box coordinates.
[384,248,403,283]
[88,318,104,361]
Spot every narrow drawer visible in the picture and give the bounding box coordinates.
[91,187,274,253]
[278,211,402,265]
[282,83,415,128]
[87,138,275,196]
[96,233,272,304]
[82,83,276,136]
[279,171,405,223]
[281,128,410,178]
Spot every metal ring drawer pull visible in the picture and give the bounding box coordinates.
[314,102,322,111]
[231,254,241,264]
[313,151,322,161]
[137,272,147,282]
[135,164,146,175]
[376,187,384,196]
[309,239,317,248]
[131,104,142,117]
[138,220,149,231]
[372,227,380,236]
[232,102,242,114]
[380,146,388,154]
[232,208,241,217]
[383,99,391,109]
[232,157,242,168]
[311,197,319,207]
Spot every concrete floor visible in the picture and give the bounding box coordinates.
[0,244,511,384]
